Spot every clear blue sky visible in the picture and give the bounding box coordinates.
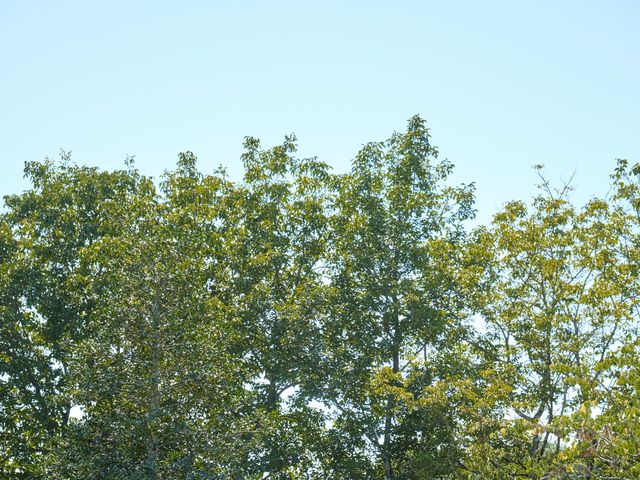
[1,1,638,223]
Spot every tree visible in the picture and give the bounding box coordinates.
[565,159,640,479]
[0,156,148,478]
[221,135,332,478]
[465,169,636,478]
[321,116,475,479]
[43,154,256,478]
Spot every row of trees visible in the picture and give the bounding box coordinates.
[1,117,639,479]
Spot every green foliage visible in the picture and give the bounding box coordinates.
[1,122,640,479]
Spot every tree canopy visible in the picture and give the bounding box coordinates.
[2,117,639,479]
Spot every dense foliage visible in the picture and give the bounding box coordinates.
[2,117,639,479]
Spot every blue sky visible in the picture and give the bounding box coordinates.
[1,1,638,223]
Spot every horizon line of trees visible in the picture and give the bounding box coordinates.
[2,116,640,479]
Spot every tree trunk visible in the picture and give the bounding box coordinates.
[146,288,162,480]
[382,288,401,480]
[383,451,394,480]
